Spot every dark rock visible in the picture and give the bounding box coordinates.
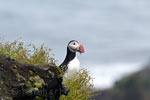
[0,55,68,100]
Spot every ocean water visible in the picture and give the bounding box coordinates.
[0,0,150,88]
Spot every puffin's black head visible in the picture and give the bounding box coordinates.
[67,40,84,53]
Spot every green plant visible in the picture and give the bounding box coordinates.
[0,38,55,65]
[61,69,94,100]
[0,38,94,100]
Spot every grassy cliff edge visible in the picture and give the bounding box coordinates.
[0,39,94,100]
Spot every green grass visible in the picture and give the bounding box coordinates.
[61,69,94,100]
[0,39,55,65]
[0,38,94,100]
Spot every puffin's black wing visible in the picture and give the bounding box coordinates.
[59,47,76,72]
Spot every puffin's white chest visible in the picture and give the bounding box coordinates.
[68,57,80,72]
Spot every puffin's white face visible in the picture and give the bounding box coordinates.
[68,40,84,53]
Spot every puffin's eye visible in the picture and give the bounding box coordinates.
[73,42,76,45]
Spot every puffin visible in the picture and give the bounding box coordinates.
[60,40,84,76]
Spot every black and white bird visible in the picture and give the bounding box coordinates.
[60,40,84,76]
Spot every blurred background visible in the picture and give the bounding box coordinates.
[0,0,150,99]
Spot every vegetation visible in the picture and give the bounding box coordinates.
[0,38,94,100]
[0,39,55,65]
[61,69,94,100]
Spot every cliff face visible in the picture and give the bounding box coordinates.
[0,55,65,100]
[94,65,150,100]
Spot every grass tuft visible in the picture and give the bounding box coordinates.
[61,69,94,100]
[0,39,55,65]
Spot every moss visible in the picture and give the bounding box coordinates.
[26,75,45,95]
[11,66,26,81]
[56,66,62,73]
[28,75,45,87]
[29,70,34,75]
[26,87,39,94]
[0,81,2,97]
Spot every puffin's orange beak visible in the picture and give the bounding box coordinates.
[79,44,84,53]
